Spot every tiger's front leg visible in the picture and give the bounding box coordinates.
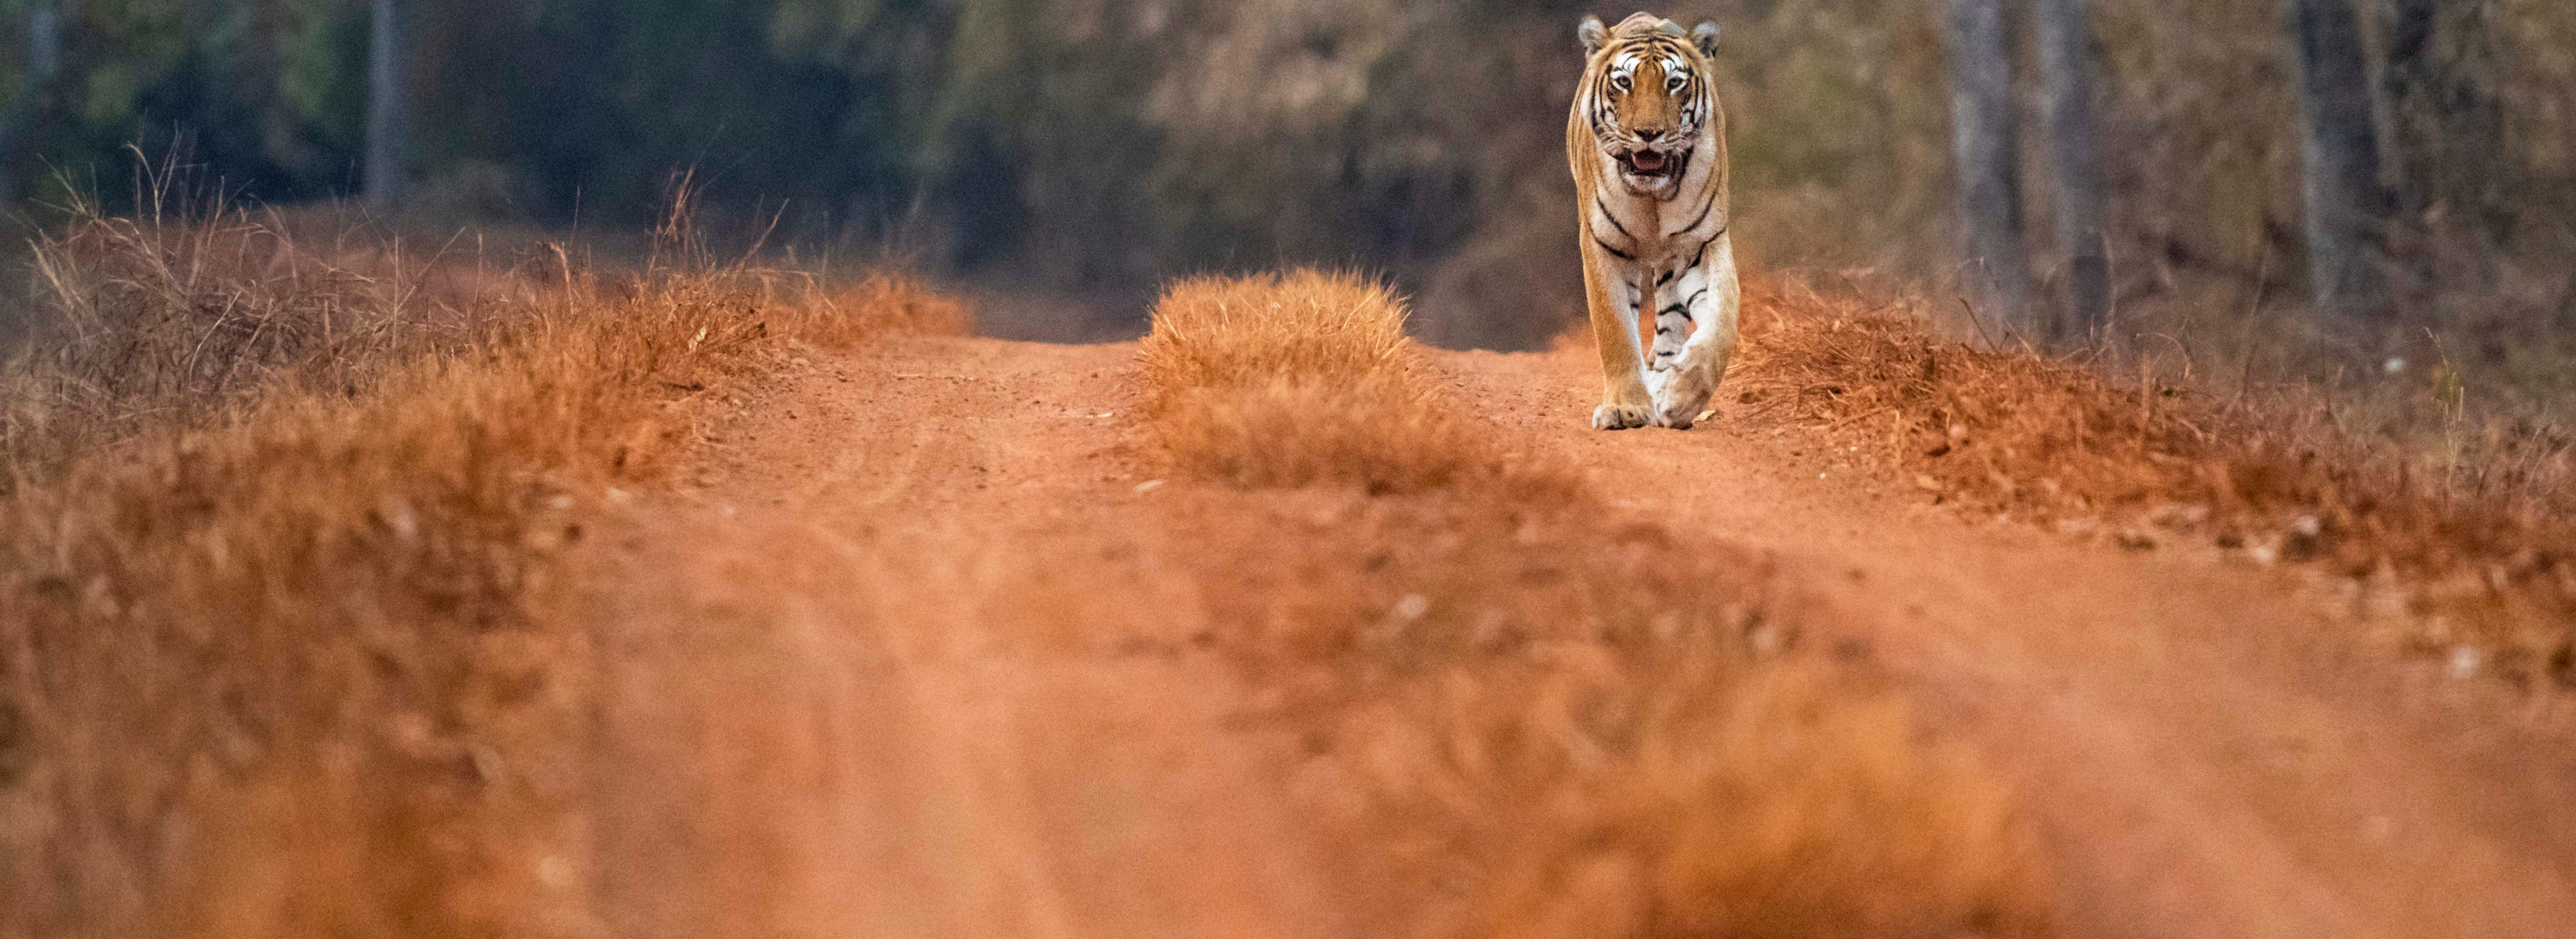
[1581,239,1655,430]
[1654,234,1741,430]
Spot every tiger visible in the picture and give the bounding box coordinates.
[1567,13,1738,431]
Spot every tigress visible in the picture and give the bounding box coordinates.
[1567,13,1738,430]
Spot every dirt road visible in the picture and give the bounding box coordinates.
[570,334,2576,938]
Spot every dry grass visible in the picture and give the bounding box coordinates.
[1325,650,2039,939]
[1219,500,2056,939]
[1,198,495,464]
[1142,271,2054,938]
[1732,273,2576,685]
[1139,270,1535,493]
[0,197,960,938]
[1139,270,1414,390]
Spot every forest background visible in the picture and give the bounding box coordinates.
[1,0,2571,419]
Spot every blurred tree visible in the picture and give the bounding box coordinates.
[0,0,62,211]
[2378,0,2510,243]
[1945,0,2035,336]
[24,1,50,77]
[2034,0,2112,344]
[494,0,910,230]
[2284,0,2394,321]
[364,0,402,211]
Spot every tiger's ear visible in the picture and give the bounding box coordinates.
[1578,15,1607,55]
[1692,22,1722,57]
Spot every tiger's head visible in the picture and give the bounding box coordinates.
[1578,13,1722,200]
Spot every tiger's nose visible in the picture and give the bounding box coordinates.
[1636,128,1664,144]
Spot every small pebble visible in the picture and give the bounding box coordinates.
[2448,646,2483,679]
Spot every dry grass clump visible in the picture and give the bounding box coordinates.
[1732,274,2576,685]
[1139,269,1412,390]
[1138,270,1519,492]
[1730,276,2224,516]
[0,198,958,938]
[0,196,507,464]
[1328,649,2041,939]
[785,270,974,345]
[1164,493,2052,936]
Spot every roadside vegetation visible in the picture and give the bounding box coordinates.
[1730,273,2576,686]
[0,191,960,938]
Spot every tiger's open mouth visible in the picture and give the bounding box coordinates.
[1618,148,1686,182]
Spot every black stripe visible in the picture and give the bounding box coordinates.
[1685,289,1708,308]
[1692,227,1727,268]
[1593,236,1634,261]
[1672,189,1719,239]
[1590,73,1610,136]
[1598,205,1634,241]
[1655,269,1674,287]
[1660,304,1687,316]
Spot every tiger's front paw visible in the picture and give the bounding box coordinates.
[1592,401,1654,431]
[1655,366,1721,430]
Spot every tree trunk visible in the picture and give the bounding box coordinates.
[2284,0,2392,321]
[366,0,406,213]
[1944,0,2034,339]
[2378,0,2508,242]
[29,1,59,81]
[2033,0,2112,345]
[0,1,62,211]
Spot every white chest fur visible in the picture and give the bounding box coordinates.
[1589,142,1721,265]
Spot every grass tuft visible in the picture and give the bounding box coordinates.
[1331,650,2043,939]
[1139,270,1524,493]
[1139,269,1413,392]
